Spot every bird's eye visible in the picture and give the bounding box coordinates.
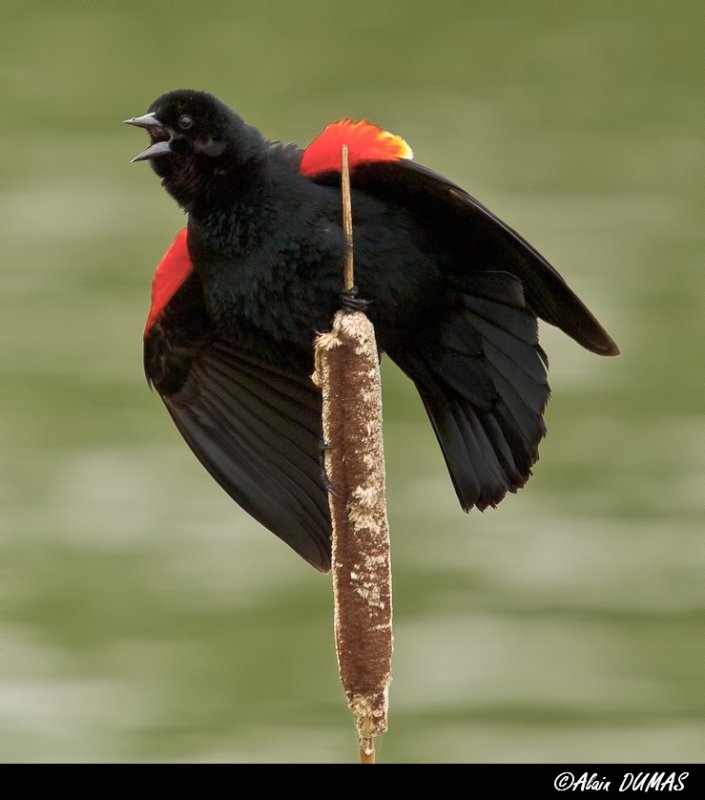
[178,114,193,130]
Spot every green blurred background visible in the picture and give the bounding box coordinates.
[2,1,702,763]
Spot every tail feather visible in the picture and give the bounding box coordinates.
[390,270,549,511]
[418,384,509,509]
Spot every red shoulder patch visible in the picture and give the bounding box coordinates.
[144,228,193,337]
[300,118,413,177]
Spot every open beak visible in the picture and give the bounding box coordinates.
[124,113,173,162]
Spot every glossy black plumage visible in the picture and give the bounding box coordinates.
[144,268,331,570]
[130,90,618,571]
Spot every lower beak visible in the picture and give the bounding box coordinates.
[129,140,173,162]
[124,113,173,162]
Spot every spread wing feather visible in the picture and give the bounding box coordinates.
[145,271,331,571]
[350,159,619,356]
[319,157,617,512]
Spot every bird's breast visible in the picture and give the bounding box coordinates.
[187,187,444,367]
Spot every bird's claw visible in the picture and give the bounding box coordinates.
[340,287,370,313]
[319,440,342,497]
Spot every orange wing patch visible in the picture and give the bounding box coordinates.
[300,118,413,177]
[144,228,193,337]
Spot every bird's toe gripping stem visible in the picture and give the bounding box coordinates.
[319,441,341,497]
[339,286,370,313]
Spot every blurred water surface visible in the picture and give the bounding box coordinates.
[1,1,702,762]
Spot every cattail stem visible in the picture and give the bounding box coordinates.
[311,145,393,764]
[341,144,354,292]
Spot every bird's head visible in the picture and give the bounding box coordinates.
[125,90,264,210]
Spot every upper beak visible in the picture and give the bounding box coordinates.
[124,112,173,162]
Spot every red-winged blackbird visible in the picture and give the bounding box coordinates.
[126,90,618,572]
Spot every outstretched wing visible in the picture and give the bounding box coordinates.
[349,158,619,357]
[144,254,331,572]
[348,160,617,510]
[301,120,617,512]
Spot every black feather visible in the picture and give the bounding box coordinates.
[389,271,549,511]
[145,272,331,571]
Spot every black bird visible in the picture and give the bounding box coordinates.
[126,90,619,572]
